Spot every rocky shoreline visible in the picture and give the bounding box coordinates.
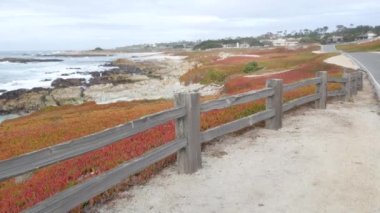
[0,57,220,115]
[0,59,153,114]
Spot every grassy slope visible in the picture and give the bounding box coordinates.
[337,39,380,52]
[224,52,340,94]
[179,47,321,85]
[0,47,344,212]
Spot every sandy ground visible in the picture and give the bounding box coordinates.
[218,52,260,60]
[98,78,380,213]
[85,58,221,104]
[245,69,292,78]
[324,54,360,70]
[312,50,323,54]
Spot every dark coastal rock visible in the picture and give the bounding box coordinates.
[0,57,63,64]
[88,75,135,85]
[102,63,114,67]
[51,78,87,88]
[0,90,6,93]
[30,87,50,93]
[0,88,51,114]
[87,65,142,86]
[117,64,143,74]
[0,88,50,100]
[0,85,87,114]
[90,71,101,77]
[76,71,90,75]
[0,89,29,100]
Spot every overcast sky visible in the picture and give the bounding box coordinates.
[0,0,379,51]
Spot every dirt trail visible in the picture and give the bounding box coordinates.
[99,79,380,213]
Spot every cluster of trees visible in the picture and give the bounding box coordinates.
[117,24,380,51]
[193,25,380,50]
[193,37,263,50]
[325,25,380,43]
[278,25,380,44]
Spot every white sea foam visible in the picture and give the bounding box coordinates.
[0,114,20,124]
[0,52,162,92]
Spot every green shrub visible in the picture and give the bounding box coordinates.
[201,70,227,84]
[193,41,223,50]
[243,62,262,73]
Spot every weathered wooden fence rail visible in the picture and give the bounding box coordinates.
[0,71,363,213]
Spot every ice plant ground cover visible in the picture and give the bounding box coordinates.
[179,46,336,85]
[0,49,345,212]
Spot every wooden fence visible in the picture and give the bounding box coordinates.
[0,71,363,213]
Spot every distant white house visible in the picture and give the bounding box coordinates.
[239,42,251,48]
[327,36,344,43]
[357,31,377,40]
[271,38,299,48]
[222,42,251,49]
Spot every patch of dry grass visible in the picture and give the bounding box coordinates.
[179,46,327,85]
[337,39,380,52]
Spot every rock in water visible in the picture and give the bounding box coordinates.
[51,78,86,88]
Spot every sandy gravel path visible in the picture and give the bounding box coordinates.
[324,54,360,70]
[99,79,380,213]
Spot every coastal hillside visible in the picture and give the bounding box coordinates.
[0,46,350,211]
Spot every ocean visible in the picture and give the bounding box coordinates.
[0,114,19,124]
[0,51,176,94]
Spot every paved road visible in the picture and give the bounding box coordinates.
[321,44,337,53]
[348,53,380,83]
[347,52,380,98]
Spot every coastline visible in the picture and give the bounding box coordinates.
[0,51,221,115]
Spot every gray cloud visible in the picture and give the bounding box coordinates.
[0,0,379,50]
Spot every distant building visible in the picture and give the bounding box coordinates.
[239,42,251,48]
[357,31,377,40]
[222,42,250,49]
[222,43,237,48]
[327,36,344,43]
[271,38,299,47]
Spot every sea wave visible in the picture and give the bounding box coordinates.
[0,51,171,92]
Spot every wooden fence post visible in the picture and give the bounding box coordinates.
[352,72,358,95]
[315,71,327,109]
[174,93,202,174]
[343,72,352,101]
[358,71,364,91]
[265,79,283,130]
